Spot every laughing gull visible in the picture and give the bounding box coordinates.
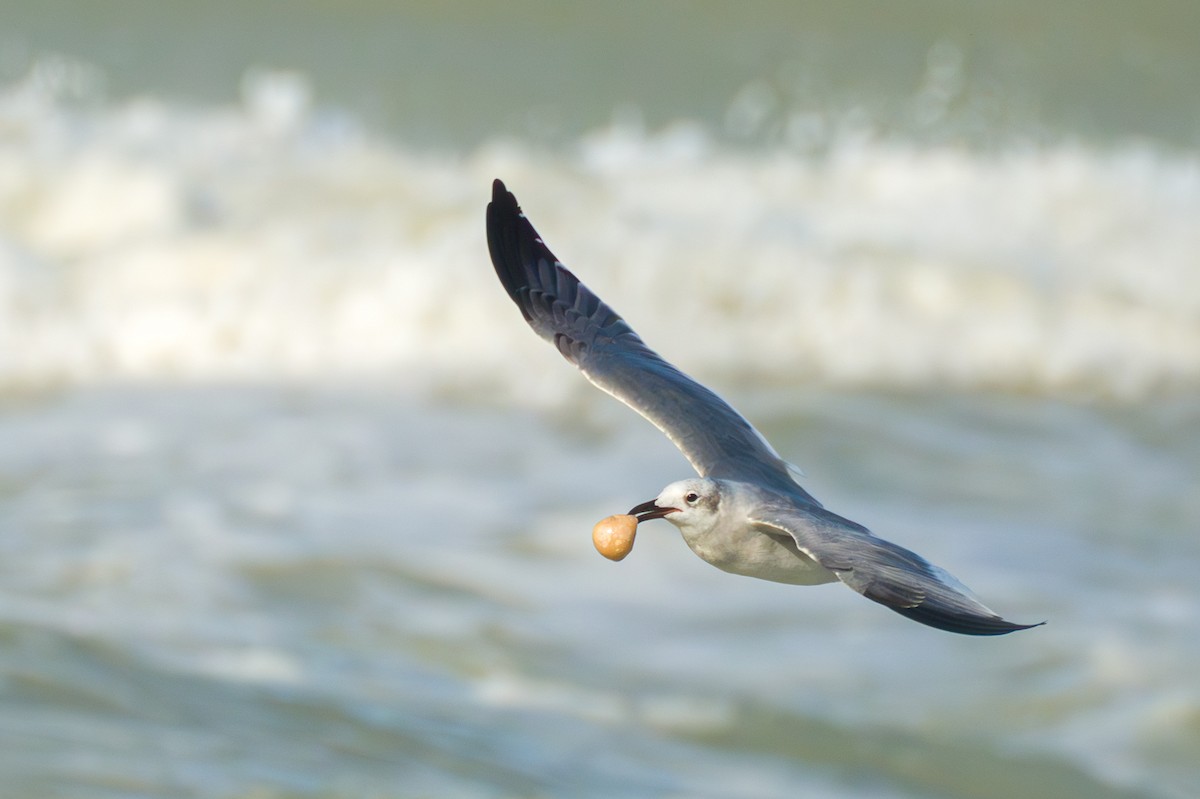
[487,179,1041,636]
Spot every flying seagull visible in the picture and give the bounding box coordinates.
[486,179,1041,636]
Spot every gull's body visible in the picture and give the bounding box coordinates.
[487,179,1041,636]
[657,478,836,586]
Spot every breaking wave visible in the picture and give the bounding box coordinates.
[2,64,1197,399]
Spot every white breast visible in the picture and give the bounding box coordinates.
[680,523,837,586]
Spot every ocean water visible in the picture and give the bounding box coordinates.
[1,3,1199,799]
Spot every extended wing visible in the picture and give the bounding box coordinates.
[752,503,1043,635]
[487,179,820,505]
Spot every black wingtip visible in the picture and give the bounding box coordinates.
[487,178,519,232]
[486,178,530,307]
[486,177,572,331]
[892,605,1047,636]
[491,178,511,206]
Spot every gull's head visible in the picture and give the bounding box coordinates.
[628,478,722,532]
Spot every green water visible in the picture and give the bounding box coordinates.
[2,0,1198,149]
[1,3,1198,797]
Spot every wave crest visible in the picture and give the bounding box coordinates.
[2,66,1198,399]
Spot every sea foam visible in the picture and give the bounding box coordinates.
[2,67,1197,399]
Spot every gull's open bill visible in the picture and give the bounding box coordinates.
[488,179,1043,636]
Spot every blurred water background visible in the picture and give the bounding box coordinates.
[1,2,1199,797]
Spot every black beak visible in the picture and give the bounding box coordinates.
[628,499,678,522]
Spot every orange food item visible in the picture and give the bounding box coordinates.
[592,514,638,561]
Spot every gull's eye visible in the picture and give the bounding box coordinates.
[685,491,700,504]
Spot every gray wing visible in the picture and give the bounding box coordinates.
[487,179,820,505]
[751,502,1043,635]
